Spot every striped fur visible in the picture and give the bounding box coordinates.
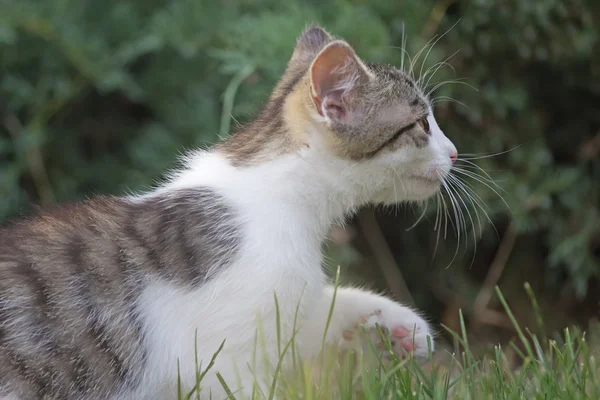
[0,189,239,399]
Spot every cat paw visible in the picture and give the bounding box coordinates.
[342,304,433,361]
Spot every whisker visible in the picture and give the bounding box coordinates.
[421,49,461,91]
[432,193,443,258]
[447,174,483,237]
[391,168,409,200]
[451,166,506,191]
[433,194,441,233]
[426,79,479,98]
[452,163,507,174]
[401,23,407,72]
[445,175,475,255]
[455,144,522,160]
[386,45,413,74]
[437,181,454,240]
[455,160,508,190]
[446,178,467,240]
[438,173,463,266]
[446,175,480,267]
[421,60,457,90]
[453,162,509,195]
[450,173,500,239]
[421,58,458,90]
[450,167,512,213]
[416,19,461,87]
[392,172,399,209]
[409,36,439,81]
[406,201,428,231]
[431,96,470,110]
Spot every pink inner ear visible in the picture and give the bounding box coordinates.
[311,43,357,98]
[310,42,363,121]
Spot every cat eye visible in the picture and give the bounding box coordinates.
[417,118,430,134]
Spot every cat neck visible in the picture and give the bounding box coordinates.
[154,142,369,241]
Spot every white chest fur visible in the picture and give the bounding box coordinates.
[134,151,336,396]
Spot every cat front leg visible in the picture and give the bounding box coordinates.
[300,286,434,361]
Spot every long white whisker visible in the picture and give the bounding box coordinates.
[451,166,506,190]
[447,174,482,237]
[455,159,508,190]
[427,79,479,98]
[438,182,454,240]
[421,60,457,90]
[431,96,470,110]
[417,19,461,88]
[406,201,428,231]
[455,144,523,161]
[450,168,512,213]
[401,23,406,72]
[386,45,414,74]
[421,49,461,91]
[391,168,408,199]
[443,176,466,240]
[453,163,509,196]
[433,194,441,233]
[432,193,443,258]
[445,174,475,255]
[446,174,480,267]
[447,175,491,267]
[438,173,463,266]
[450,173,500,239]
[409,36,439,81]
[392,173,399,207]
[421,58,458,90]
[453,163,506,174]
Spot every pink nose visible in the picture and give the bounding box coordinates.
[450,152,458,164]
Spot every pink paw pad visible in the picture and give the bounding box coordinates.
[392,326,409,339]
[401,340,414,352]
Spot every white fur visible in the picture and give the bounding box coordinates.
[120,114,457,400]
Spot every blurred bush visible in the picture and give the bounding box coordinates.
[1,0,598,337]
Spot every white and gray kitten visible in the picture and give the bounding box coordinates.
[0,26,457,399]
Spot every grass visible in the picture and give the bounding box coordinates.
[177,282,600,400]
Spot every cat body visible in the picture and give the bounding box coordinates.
[0,26,457,400]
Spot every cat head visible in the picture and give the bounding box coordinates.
[221,26,458,205]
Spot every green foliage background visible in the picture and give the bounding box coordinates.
[1,0,599,342]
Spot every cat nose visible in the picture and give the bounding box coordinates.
[449,151,457,164]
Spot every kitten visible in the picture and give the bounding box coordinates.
[0,25,457,400]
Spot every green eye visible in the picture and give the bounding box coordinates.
[417,118,430,134]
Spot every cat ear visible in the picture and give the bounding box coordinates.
[309,40,370,124]
[290,25,333,64]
